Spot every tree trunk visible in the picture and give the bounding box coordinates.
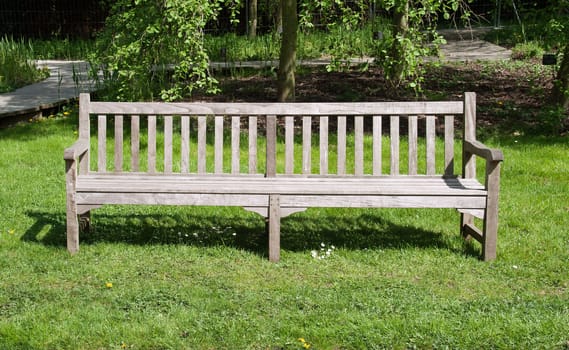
[248,0,258,39]
[389,0,409,85]
[552,44,569,109]
[276,0,297,102]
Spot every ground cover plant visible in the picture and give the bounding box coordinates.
[1,58,569,348]
[0,37,49,93]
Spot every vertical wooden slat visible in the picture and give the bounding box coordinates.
[266,115,277,177]
[198,116,207,174]
[463,92,476,178]
[302,116,312,175]
[390,116,400,175]
[131,115,140,172]
[181,116,190,173]
[354,116,364,176]
[444,115,455,176]
[232,116,240,174]
[319,116,329,175]
[426,115,436,175]
[114,115,123,172]
[408,116,418,175]
[147,115,156,173]
[78,94,90,174]
[97,115,106,172]
[372,116,382,175]
[215,116,224,174]
[285,116,294,175]
[337,116,346,175]
[248,116,258,174]
[164,115,173,173]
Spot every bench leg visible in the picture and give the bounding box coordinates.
[460,213,474,241]
[482,160,501,261]
[268,195,281,262]
[65,160,79,254]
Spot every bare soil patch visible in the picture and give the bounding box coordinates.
[194,61,568,135]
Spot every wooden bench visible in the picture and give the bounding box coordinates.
[64,92,503,261]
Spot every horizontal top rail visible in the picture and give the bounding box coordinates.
[88,101,464,116]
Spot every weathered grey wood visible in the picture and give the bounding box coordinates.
[65,159,79,253]
[90,101,464,116]
[181,116,190,173]
[483,160,502,261]
[268,194,281,262]
[390,116,400,175]
[266,115,277,177]
[97,115,106,172]
[68,92,502,261]
[458,209,485,219]
[198,116,207,174]
[355,116,364,176]
[285,116,294,175]
[372,116,382,175]
[248,116,258,174]
[463,92,476,179]
[215,116,224,174]
[64,140,89,161]
[114,115,123,172]
[164,115,173,174]
[244,207,306,218]
[131,115,140,172]
[444,115,454,176]
[302,116,312,175]
[320,116,329,175]
[78,94,90,174]
[337,116,346,175]
[76,176,487,196]
[408,116,418,175]
[78,192,269,206]
[463,223,483,244]
[232,116,240,174]
[147,115,157,173]
[426,115,436,175]
[464,140,504,162]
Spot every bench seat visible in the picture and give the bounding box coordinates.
[75,175,487,212]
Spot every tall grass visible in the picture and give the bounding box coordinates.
[205,24,385,62]
[0,36,49,93]
[0,109,568,349]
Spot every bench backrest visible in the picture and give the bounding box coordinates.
[76,93,478,178]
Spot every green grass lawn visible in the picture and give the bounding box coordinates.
[0,110,568,349]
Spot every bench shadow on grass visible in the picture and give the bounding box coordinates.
[23,208,480,258]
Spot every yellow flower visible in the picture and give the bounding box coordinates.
[303,343,311,349]
[8,229,15,235]
[63,111,70,116]
[121,342,127,349]
[105,282,113,288]
[298,338,305,343]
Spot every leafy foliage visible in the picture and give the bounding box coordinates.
[376,0,473,92]
[94,0,239,101]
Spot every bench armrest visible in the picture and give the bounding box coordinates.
[464,140,504,162]
[64,140,89,161]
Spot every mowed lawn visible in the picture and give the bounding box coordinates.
[0,111,568,349]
